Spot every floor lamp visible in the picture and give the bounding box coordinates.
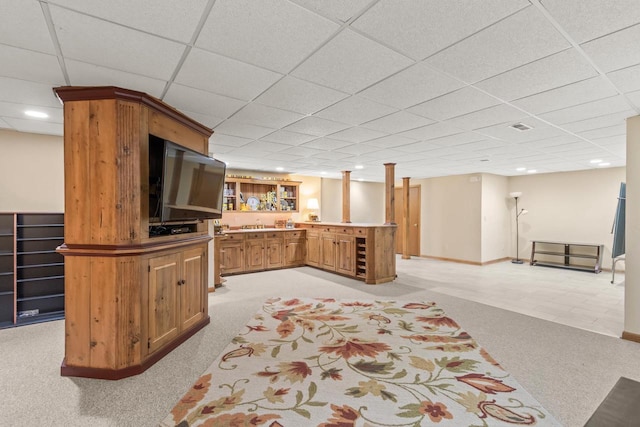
[509,192,528,264]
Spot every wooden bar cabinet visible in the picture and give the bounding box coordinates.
[54,86,213,379]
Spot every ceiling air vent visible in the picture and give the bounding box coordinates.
[510,122,532,131]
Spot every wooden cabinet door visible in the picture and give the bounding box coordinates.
[245,239,265,271]
[285,238,305,266]
[147,253,180,354]
[321,233,337,271]
[180,247,205,331]
[220,241,244,275]
[305,231,321,267]
[266,238,284,269]
[336,234,355,276]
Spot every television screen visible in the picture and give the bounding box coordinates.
[160,140,226,223]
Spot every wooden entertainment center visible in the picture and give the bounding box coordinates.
[54,86,213,379]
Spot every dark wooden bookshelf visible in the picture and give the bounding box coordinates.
[0,213,65,328]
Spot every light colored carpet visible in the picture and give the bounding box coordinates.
[0,262,639,426]
[160,297,560,426]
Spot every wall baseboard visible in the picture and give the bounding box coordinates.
[420,255,510,266]
[622,331,640,343]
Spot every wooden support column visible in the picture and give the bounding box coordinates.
[342,170,351,223]
[384,163,396,225]
[402,177,411,259]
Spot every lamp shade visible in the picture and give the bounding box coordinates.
[306,198,319,210]
[509,191,522,198]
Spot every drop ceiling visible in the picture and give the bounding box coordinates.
[1,0,639,181]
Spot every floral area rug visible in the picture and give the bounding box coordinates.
[160,298,561,426]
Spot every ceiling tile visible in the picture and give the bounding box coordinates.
[352,0,528,60]
[291,0,372,23]
[426,7,570,83]
[474,118,566,143]
[561,109,636,132]
[427,132,487,147]
[626,89,640,108]
[301,137,352,150]
[362,111,434,133]
[224,140,290,157]
[512,76,618,114]
[284,117,350,136]
[170,109,224,129]
[3,117,63,135]
[260,130,318,146]
[280,145,324,158]
[196,0,339,73]
[0,101,63,123]
[475,49,598,101]
[164,84,246,118]
[539,95,631,125]
[0,0,56,53]
[362,135,417,148]
[326,127,387,143]
[50,6,186,80]
[445,104,528,131]
[408,86,501,120]
[0,77,61,108]
[540,0,640,43]
[519,135,581,149]
[255,76,348,114]
[214,120,276,139]
[292,29,413,93]
[359,62,465,108]
[578,124,626,140]
[456,139,508,151]
[607,64,640,93]
[210,133,253,148]
[175,48,283,101]
[315,96,397,125]
[335,143,383,156]
[308,150,353,161]
[49,0,210,43]
[591,134,626,146]
[397,122,464,141]
[581,24,640,73]
[66,60,167,98]
[0,44,65,84]
[227,102,304,128]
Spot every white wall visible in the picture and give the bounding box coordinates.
[320,178,385,224]
[0,130,64,212]
[508,167,625,270]
[481,174,510,263]
[416,173,483,263]
[625,116,640,335]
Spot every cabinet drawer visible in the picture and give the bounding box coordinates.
[246,232,266,240]
[334,227,353,234]
[353,228,368,236]
[224,234,244,241]
[285,231,304,239]
[265,231,283,239]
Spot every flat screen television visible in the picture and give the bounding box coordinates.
[149,136,226,224]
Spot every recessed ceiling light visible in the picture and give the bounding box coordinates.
[355,165,364,169]
[510,123,532,132]
[358,178,364,181]
[25,110,48,119]
[527,169,537,174]
[598,162,610,167]
[516,167,526,172]
[590,159,602,164]
[276,167,284,171]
